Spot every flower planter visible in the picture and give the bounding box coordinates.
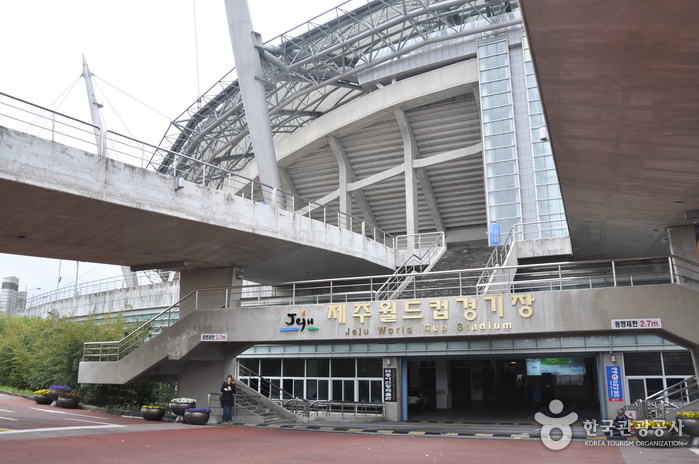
[33,393,52,405]
[57,397,79,409]
[680,418,699,447]
[169,402,196,422]
[48,389,65,401]
[184,410,210,425]
[140,407,166,421]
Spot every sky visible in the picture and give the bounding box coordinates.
[0,0,341,298]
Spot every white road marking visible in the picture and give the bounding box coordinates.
[0,416,18,421]
[31,407,113,420]
[0,409,15,412]
[0,424,125,435]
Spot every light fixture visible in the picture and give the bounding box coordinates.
[611,354,616,364]
[174,176,185,191]
[235,269,245,280]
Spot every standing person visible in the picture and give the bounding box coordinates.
[220,375,237,423]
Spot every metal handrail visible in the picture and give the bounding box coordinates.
[236,363,310,417]
[633,376,699,420]
[0,92,392,246]
[478,219,569,291]
[376,232,446,300]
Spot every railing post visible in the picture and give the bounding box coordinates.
[668,256,676,284]
[612,261,617,287]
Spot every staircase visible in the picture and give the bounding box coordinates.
[234,363,307,423]
[234,382,296,423]
[633,376,699,420]
[375,232,446,300]
[389,244,493,299]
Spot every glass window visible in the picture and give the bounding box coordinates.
[534,157,556,172]
[482,93,512,110]
[535,170,559,185]
[482,105,513,123]
[483,119,514,136]
[307,359,330,377]
[284,359,305,377]
[490,203,520,218]
[487,174,517,190]
[331,358,356,377]
[357,358,382,377]
[485,146,515,163]
[358,379,383,402]
[481,80,510,96]
[489,189,519,205]
[260,358,281,376]
[528,100,542,114]
[624,352,662,376]
[239,358,259,373]
[484,134,514,151]
[663,352,695,375]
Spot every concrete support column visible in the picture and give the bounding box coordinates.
[179,267,243,315]
[666,225,699,375]
[435,359,451,409]
[667,225,699,264]
[177,360,226,423]
[395,108,419,243]
[329,136,353,230]
[224,0,282,206]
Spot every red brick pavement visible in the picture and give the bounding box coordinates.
[1,426,620,464]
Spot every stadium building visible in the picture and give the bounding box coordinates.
[3,0,697,423]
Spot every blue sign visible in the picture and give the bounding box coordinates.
[489,222,501,246]
[606,365,624,402]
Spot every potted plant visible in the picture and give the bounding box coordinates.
[57,391,81,409]
[169,397,196,422]
[184,407,211,425]
[140,405,167,421]
[677,411,699,447]
[33,389,52,405]
[48,385,71,402]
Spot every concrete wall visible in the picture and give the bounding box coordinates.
[24,281,180,319]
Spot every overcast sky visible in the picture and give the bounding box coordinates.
[0,0,340,297]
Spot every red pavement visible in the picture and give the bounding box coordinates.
[3,394,697,463]
[2,426,621,463]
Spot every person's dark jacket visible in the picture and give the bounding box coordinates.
[220,381,237,405]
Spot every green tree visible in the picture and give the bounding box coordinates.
[0,313,176,409]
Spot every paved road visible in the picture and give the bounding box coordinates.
[1,394,698,463]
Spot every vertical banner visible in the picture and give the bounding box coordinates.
[606,365,624,402]
[383,368,396,402]
[489,222,501,246]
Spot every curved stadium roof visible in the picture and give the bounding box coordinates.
[154,0,521,236]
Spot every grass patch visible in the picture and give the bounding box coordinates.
[0,384,33,395]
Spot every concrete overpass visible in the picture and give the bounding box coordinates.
[0,126,395,284]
